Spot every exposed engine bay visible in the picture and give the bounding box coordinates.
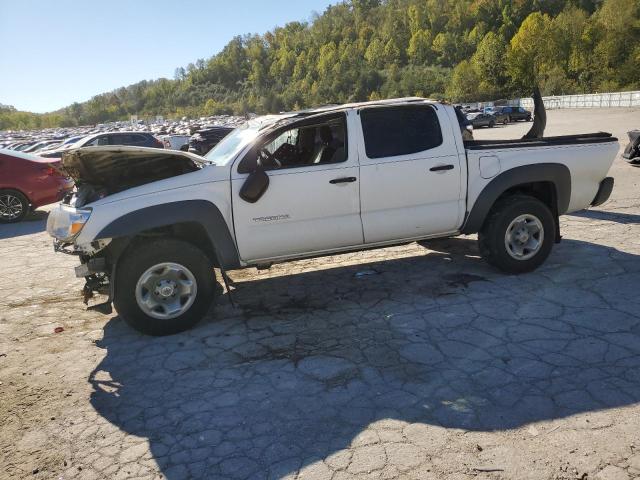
[60,146,205,206]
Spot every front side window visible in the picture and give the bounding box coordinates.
[255,116,347,170]
[360,105,442,159]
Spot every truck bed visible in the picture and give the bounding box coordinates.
[465,132,617,150]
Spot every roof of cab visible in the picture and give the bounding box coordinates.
[256,97,440,132]
[280,97,437,117]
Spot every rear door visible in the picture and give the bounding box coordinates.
[231,111,363,262]
[357,103,464,244]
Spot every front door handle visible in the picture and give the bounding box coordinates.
[330,177,357,184]
[430,164,454,172]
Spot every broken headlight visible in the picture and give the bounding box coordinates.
[46,204,92,242]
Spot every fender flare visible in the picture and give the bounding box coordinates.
[95,200,241,269]
[461,163,571,234]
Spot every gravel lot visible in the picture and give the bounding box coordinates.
[1,108,640,480]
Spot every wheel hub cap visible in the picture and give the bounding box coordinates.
[135,262,197,320]
[0,194,23,220]
[504,214,544,261]
[155,280,177,298]
[514,228,530,244]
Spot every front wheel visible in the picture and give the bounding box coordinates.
[114,238,216,335]
[489,121,495,128]
[478,195,555,274]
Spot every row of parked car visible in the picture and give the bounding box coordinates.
[463,105,533,128]
[0,116,242,223]
[1,115,245,157]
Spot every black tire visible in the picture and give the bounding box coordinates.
[503,118,509,125]
[489,121,495,128]
[478,195,555,274]
[0,189,30,223]
[114,238,216,335]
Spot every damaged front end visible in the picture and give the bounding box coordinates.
[48,146,208,314]
[49,235,115,314]
[61,145,205,207]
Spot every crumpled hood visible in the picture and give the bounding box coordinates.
[62,146,206,192]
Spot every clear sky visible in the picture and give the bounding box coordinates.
[0,0,337,113]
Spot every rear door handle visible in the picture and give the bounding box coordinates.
[430,164,454,172]
[330,177,357,184]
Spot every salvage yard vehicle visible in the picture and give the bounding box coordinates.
[188,126,234,155]
[466,112,496,128]
[74,131,164,149]
[160,134,191,151]
[47,97,618,335]
[495,105,532,122]
[623,130,640,163]
[0,149,73,222]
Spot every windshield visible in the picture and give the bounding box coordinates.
[204,123,260,166]
[204,115,290,166]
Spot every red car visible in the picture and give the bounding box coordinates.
[0,149,74,223]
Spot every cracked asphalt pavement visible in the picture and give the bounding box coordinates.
[1,109,640,479]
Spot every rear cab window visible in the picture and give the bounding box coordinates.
[360,105,443,159]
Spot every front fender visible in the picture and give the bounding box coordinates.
[95,200,241,269]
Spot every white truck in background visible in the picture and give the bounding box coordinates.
[47,97,618,335]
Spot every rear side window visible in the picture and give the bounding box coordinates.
[360,105,442,159]
[108,134,127,145]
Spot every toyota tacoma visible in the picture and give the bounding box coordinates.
[47,98,618,335]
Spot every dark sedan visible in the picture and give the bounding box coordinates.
[466,112,497,128]
[494,106,532,122]
[188,126,234,156]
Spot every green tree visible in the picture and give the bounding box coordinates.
[407,29,433,64]
[446,60,480,101]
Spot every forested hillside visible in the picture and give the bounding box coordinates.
[2,0,639,129]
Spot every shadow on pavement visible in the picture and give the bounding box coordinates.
[0,210,48,239]
[570,209,640,224]
[89,237,640,479]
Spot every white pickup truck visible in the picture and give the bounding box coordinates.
[47,97,618,335]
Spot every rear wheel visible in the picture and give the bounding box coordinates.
[478,195,555,274]
[0,189,29,223]
[489,121,495,128]
[114,238,216,335]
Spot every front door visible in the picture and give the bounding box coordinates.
[357,103,464,244]
[231,112,363,263]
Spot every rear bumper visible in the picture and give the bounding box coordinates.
[31,178,73,208]
[591,177,614,207]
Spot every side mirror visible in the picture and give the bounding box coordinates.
[239,168,269,203]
